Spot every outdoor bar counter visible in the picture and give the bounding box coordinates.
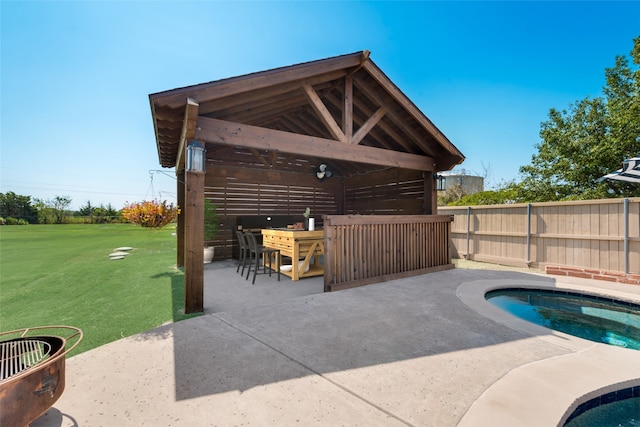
[261,229,324,281]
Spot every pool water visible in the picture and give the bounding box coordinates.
[485,288,640,350]
[564,386,640,427]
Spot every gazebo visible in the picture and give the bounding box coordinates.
[150,51,465,313]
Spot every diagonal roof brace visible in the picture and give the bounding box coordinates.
[302,83,347,143]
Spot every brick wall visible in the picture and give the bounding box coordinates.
[545,265,640,285]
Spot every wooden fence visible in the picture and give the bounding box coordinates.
[438,198,640,276]
[323,215,454,291]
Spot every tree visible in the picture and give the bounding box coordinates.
[437,183,468,206]
[77,201,120,223]
[33,195,72,224]
[449,182,523,206]
[104,203,120,222]
[91,203,119,224]
[518,36,640,201]
[51,195,72,224]
[78,200,95,222]
[0,192,38,223]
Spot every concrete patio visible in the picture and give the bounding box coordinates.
[32,261,640,427]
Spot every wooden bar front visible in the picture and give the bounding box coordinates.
[261,229,324,281]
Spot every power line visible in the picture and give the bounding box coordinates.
[0,184,150,198]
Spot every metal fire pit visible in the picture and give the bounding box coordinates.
[0,326,82,426]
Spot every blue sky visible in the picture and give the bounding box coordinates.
[2,1,639,210]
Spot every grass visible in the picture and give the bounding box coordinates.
[0,223,198,355]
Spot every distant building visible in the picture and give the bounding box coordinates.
[442,170,484,195]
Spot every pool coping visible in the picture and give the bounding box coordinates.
[456,276,640,426]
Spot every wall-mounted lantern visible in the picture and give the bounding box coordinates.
[186,140,206,172]
[433,172,446,191]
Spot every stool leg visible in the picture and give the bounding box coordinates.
[246,251,253,280]
[240,248,247,276]
[252,252,259,284]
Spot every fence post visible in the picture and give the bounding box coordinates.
[323,215,334,292]
[526,203,532,266]
[466,206,471,259]
[624,198,629,274]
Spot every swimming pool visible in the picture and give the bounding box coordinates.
[485,288,640,350]
[563,385,640,426]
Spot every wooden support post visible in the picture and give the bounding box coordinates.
[176,99,199,268]
[176,170,185,267]
[184,170,205,314]
[343,75,353,142]
[424,172,436,215]
[432,185,438,215]
[337,177,346,215]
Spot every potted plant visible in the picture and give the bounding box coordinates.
[303,207,312,230]
[203,199,219,263]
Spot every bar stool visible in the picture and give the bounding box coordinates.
[235,230,249,275]
[244,232,280,284]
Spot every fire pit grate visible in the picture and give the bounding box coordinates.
[0,338,53,381]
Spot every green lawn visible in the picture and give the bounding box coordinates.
[0,223,198,355]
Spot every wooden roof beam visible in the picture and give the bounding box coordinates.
[355,83,441,157]
[203,89,307,121]
[152,105,183,122]
[361,61,464,160]
[155,119,183,130]
[234,99,310,126]
[195,117,435,172]
[324,92,412,152]
[280,113,331,139]
[152,52,365,110]
[198,79,340,116]
[354,80,430,150]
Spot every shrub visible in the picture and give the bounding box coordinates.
[4,217,28,225]
[204,199,219,244]
[1,216,29,225]
[0,217,4,225]
[121,200,179,228]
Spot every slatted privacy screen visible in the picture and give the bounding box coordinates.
[208,182,337,216]
[345,169,426,215]
[203,165,432,260]
[324,215,454,291]
[205,167,340,259]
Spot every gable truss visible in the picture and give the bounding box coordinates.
[150,51,464,177]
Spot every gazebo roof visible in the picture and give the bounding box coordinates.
[149,51,464,176]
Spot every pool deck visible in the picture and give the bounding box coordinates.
[32,261,640,427]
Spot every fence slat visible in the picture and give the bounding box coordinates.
[440,198,640,274]
[324,215,454,291]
